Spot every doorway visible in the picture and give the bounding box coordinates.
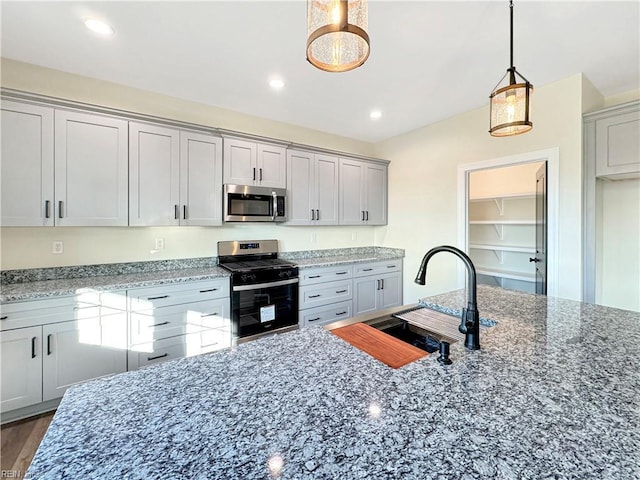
[457,148,559,297]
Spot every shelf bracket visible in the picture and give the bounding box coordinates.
[491,250,504,264]
[493,198,505,216]
[492,223,504,240]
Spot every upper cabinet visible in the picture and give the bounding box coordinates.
[585,101,640,180]
[1,102,128,227]
[339,159,387,225]
[223,137,286,188]
[1,101,54,226]
[129,122,223,226]
[286,149,339,225]
[55,110,129,226]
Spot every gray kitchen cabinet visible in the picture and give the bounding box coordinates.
[130,123,223,226]
[0,101,54,226]
[0,326,42,413]
[586,102,640,179]
[298,265,354,327]
[286,149,339,225]
[55,110,129,226]
[127,279,231,370]
[339,159,388,225]
[353,260,403,316]
[1,101,128,227]
[223,137,286,188]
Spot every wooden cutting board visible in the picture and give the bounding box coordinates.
[331,322,428,369]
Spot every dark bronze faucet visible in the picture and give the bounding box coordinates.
[414,245,480,350]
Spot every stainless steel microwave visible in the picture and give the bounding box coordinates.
[223,184,286,222]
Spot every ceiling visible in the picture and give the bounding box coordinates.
[1,1,639,143]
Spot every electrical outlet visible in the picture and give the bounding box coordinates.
[155,238,165,250]
[310,233,316,243]
[52,241,64,254]
[351,232,358,241]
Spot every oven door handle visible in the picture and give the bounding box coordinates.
[233,278,299,291]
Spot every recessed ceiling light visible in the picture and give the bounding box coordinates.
[269,79,285,90]
[84,18,115,36]
[370,110,382,120]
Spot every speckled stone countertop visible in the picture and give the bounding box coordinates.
[0,247,403,303]
[26,285,640,479]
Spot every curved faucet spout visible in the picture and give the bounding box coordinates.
[414,245,480,350]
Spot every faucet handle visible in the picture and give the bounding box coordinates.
[459,307,469,334]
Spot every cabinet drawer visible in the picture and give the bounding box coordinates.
[128,279,229,310]
[353,260,402,277]
[128,328,231,369]
[299,279,352,309]
[299,300,352,328]
[298,265,353,285]
[129,299,230,345]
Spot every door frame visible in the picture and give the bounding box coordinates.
[456,147,560,297]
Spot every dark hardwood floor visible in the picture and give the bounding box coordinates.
[1,412,54,478]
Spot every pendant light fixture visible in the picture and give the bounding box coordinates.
[306,0,370,72]
[489,0,533,136]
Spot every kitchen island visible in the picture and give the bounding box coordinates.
[26,285,640,479]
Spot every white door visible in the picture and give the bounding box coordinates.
[129,122,180,226]
[42,314,127,401]
[180,131,223,226]
[339,158,365,224]
[0,326,42,412]
[364,163,387,225]
[316,154,339,225]
[223,138,257,185]
[286,150,314,225]
[54,110,129,226]
[257,143,287,188]
[1,101,54,226]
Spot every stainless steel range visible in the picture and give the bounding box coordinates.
[217,240,299,341]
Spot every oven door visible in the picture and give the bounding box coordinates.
[232,278,299,338]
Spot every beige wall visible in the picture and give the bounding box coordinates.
[469,162,544,199]
[375,74,587,302]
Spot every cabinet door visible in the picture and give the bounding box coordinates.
[378,272,402,310]
[364,163,387,225]
[1,101,54,226]
[595,110,640,177]
[54,110,128,226]
[129,122,180,226]
[257,143,287,188]
[42,313,127,401]
[223,138,257,185]
[316,154,339,225]
[353,276,379,315]
[339,158,365,224]
[286,150,315,225]
[180,131,223,226]
[0,326,42,412]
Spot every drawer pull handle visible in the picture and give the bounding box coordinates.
[174,204,179,220]
[363,268,373,272]
[148,353,169,361]
[199,288,219,293]
[308,294,321,298]
[150,321,170,327]
[336,272,348,275]
[45,200,51,219]
[335,311,347,316]
[201,313,219,318]
[147,295,169,301]
[47,334,53,355]
[183,205,188,220]
[308,275,321,279]
[58,201,64,218]
[336,289,347,294]
[201,341,220,348]
[0,316,7,320]
[31,337,37,358]
[380,279,385,289]
[387,265,396,268]
[309,317,321,322]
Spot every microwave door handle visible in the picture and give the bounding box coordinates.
[272,192,277,221]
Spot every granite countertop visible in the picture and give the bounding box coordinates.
[0,247,404,303]
[26,285,640,479]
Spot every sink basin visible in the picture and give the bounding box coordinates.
[364,307,465,353]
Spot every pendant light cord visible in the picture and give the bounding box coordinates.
[510,0,514,69]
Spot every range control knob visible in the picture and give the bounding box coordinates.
[241,274,257,283]
[279,270,292,278]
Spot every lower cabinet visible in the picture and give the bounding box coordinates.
[126,279,231,370]
[0,326,42,413]
[353,260,403,316]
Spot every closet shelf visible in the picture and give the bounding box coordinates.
[469,220,535,225]
[469,244,535,254]
[477,268,536,282]
[469,192,535,201]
